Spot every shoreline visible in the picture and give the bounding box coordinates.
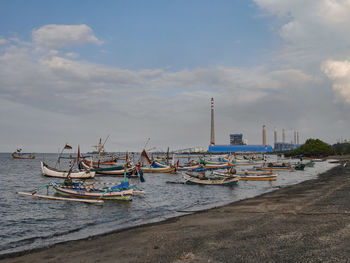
[2,162,350,262]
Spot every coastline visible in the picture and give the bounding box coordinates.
[2,162,350,262]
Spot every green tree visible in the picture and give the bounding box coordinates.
[284,138,334,157]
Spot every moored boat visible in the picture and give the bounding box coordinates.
[41,161,95,179]
[213,170,277,181]
[79,160,137,177]
[182,172,239,185]
[52,182,133,201]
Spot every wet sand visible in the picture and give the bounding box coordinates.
[2,162,350,262]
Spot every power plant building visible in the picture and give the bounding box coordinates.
[230,134,243,145]
[207,98,273,153]
[209,144,273,153]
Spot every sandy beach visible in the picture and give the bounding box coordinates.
[2,162,350,262]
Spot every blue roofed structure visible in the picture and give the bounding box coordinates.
[208,144,274,153]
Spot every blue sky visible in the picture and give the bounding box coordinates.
[0,0,278,69]
[1,0,350,152]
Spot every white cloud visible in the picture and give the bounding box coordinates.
[322,59,350,103]
[0,22,342,151]
[32,24,102,49]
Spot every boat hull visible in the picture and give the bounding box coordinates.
[12,153,35,159]
[41,162,95,179]
[52,184,133,200]
[182,172,239,185]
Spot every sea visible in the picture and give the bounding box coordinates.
[0,153,338,257]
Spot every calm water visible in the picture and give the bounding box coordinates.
[0,153,338,256]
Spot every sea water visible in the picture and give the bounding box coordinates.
[0,153,338,256]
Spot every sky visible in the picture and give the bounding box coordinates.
[1,0,350,153]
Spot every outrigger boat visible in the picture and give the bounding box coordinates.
[41,161,95,179]
[18,180,138,204]
[52,181,133,201]
[182,172,239,185]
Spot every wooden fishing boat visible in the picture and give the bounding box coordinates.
[253,166,294,171]
[81,158,116,166]
[213,171,277,181]
[176,163,203,171]
[182,172,239,185]
[238,174,277,181]
[41,161,95,179]
[153,160,200,172]
[140,150,176,173]
[52,182,133,201]
[12,149,35,159]
[141,165,176,173]
[79,160,137,177]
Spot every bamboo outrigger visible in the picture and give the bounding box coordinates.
[17,191,104,204]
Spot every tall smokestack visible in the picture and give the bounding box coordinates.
[262,125,266,145]
[210,98,215,146]
[282,129,285,143]
[294,130,297,145]
[297,131,299,145]
[274,127,277,145]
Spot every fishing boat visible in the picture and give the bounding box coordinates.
[79,160,137,177]
[213,170,277,181]
[81,158,117,166]
[253,162,294,171]
[199,158,234,170]
[18,180,137,203]
[238,174,277,181]
[140,150,176,173]
[41,161,95,179]
[12,148,35,159]
[176,163,203,171]
[52,181,133,201]
[182,172,239,185]
[294,163,305,170]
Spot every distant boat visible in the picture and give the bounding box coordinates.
[12,148,35,159]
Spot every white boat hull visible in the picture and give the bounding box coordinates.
[41,161,95,179]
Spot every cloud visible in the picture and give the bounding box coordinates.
[255,0,350,69]
[32,24,102,49]
[322,59,350,103]
[0,22,341,151]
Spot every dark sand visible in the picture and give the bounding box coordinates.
[2,162,350,263]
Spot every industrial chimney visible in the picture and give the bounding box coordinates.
[282,129,286,143]
[274,127,277,145]
[294,130,297,145]
[297,131,299,145]
[262,125,266,145]
[210,98,215,146]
